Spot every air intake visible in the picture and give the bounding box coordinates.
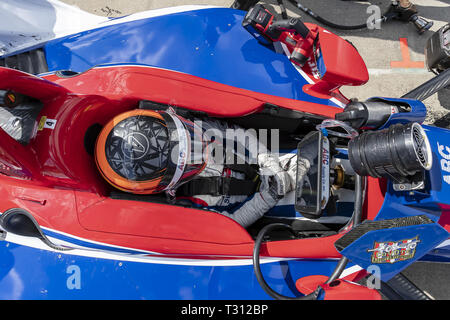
[348,123,432,184]
[0,48,48,75]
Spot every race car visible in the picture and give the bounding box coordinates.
[0,0,448,300]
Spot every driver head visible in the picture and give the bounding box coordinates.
[95,109,207,194]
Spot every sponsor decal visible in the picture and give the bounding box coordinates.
[178,150,187,170]
[437,142,450,185]
[367,236,420,264]
[308,45,321,79]
[38,116,57,131]
[122,132,149,160]
[321,137,330,209]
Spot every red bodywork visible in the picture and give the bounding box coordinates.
[0,65,380,259]
[249,13,369,99]
[295,275,382,300]
[276,24,369,90]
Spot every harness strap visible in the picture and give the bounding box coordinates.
[178,176,260,197]
[224,164,259,180]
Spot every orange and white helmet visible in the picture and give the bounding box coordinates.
[95,109,207,194]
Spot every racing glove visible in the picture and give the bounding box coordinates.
[279,138,318,195]
[258,153,292,198]
[217,153,292,228]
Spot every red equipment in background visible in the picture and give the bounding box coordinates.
[242,4,369,99]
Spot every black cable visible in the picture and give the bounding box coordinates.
[252,223,322,300]
[401,68,450,101]
[0,208,73,251]
[288,0,370,30]
[277,0,289,19]
[252,175,365,299]
[324,257,350,285]
[230,0,260,11]
[324,174,364,284]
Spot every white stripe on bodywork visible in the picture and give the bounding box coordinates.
[3,229,307,267]
[340,265,363,279]
[436,239,450,249]
[279,42,347,109]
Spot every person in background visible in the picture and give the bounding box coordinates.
[392,0,420,22]
[389,0,433,33]
[232,0,433,34]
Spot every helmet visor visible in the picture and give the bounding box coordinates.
[160,111,207,192]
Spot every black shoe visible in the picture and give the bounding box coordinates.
[230,0,260,10]
[410,14,434,34]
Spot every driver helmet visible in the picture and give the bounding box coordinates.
[95,109,207,194]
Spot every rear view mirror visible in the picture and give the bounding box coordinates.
[294,130,330,219]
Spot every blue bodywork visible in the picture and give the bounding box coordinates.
[0,238,344,299]
[0,7,448,299]
[337,123,450,279]
[372,97,428,130]
[42,8,341,107]
[341,222,448,282]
